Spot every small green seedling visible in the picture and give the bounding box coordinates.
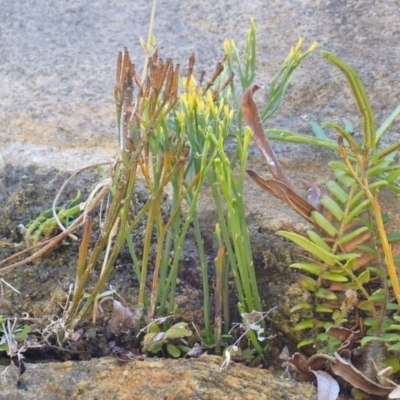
[142,322,192,358]
[22,190,83,244]
[0,315,31,353]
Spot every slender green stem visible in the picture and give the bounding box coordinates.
[192,212,211,341]
[141,0,158,85]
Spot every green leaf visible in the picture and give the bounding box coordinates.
[0,343,9,352]
[164,328,192,339]
[278,231,341,266]
[293,319,325,331]
[315,304,334,313]
[311,211,338,237]
[316,332,329,341]
[366,266,386,279]
[149,324,161,333]
[358,290,385,310]
[290,262,323,275]
[306,230,332,252]
[371,142,400,163]
[321,272,348,282]
[355,269,370,284]
[334,169,355,187]
[315,288,337,300]
[349,181,388,208]
[297,338,316,348]
[367,158,394,177]
[176,345,192,354]
[383,357,400,373]
[290,303,313,313]
[344,120,354,133]
[164,323,192,339]
[385,325,400,331]
[386,168,400,184]
[388,342,400,352]
[336,252,361,261]
[320,196,344,221]
[275,132,340,152]
[167,344,181,358]
[376,103,400,144]
[336,226,369,246]
[328,161,351,175]
[322,121,363,154]
[342,257,357,271]
[15,325,30,341]
[356,244,378,256]
[310,121,331,141]
[344,199,372,224]
[387,232,400,243]
[322,51,376,149]
[295,273,318,292]
[361,334,400,347]
[363,317,378,327]
[144,342,163,353]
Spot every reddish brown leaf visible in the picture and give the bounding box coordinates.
[307,353,335,371]
[288,352,309,372]
[354,252,377,271]
[242,84,299,193]
[288,352,314,382]
[328,282,346,291]
[246,170,316,224]
[342,230,372,252]
[326,326,357,342]
[288,352,335,385]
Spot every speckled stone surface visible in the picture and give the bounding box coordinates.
[0,355,317,400]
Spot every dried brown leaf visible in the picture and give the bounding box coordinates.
[108,300,137,337]
[289,352,309,372]
[341,230,372,252]
[288,352,336,385]
[331,352,393,396]
[326,326,362,356]
[288,352,314,382]
[326,326,356,342]
[279,346,290,361]
[242,84,299,193]
[307,353,335,372]
[246,170,316,224]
